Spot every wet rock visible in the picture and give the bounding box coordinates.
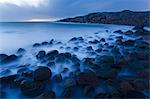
[69,37,77,41]
[83,86,94,95]
[41,41,49,45]
[76,72,100,86]
[36,50,46,60]
[124,30,133,35]
[47,61,55,67]
[17,48,26,54]
[104,43,109,46]
[53,74,62,82]
[61,68,69,73]
[61,87,74,99]
[94,93,108,99]
[95,48,102,53]
[0,74,19,84]
[114,30,123,34]
[20,80,45,97]
[49,39,54,44]
[14,77,26,86]
[73,47,79,51]
[17,67,29,74]
[63,78,76,88]
[55,53,67,63]
[0,54,18,64]
[138,69,150,79]
[123,40,135,46]
[132,79,147,91]
[100,38,105,42]
[120,81,134,93]
[0,54,8,62]
[116,39,123,45]
[111,46,120,54]
[89,39,100,44]
[86,46,93,51]
[64,52,72,59]
[126,90,145,98]
[45,50,59,58]
[95,55,114,65]
[34,66,51,81]
[22,71,33,78]
[137,52,149,60]
[116,36,123,39]
[70,55,80,64]
[134,27,150,35]
[133,25,144,30]
[38,90,56,99]
[33,43,41,47]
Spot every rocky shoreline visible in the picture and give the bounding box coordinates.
[0,25,150,98]
[59,10,150,26]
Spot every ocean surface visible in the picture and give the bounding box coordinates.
[0,22,132,54]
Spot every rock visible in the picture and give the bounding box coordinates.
[123,40,135,46]
[34,66,52,81]
[36,50,46,60]
[45,50,59,58]
[70,55,80,64]
[38,91,56,99]
[86,46,93,51]
[22,71,33,78]
[64,52,72,59]
[100,38,105,42]
[89,39,100,44]
[138,69,150,79]
[124,30,133,35]
[41,41,49,45]
[116,39,123,45]
[120,81,134,93]
[114,30,123,34]
[55,53,67,63]
[17,67,29,74]
[133,25,144,30]
[0,74,19,84]
[69,37,77,41]
[116,36,123,39]
[134,27,150,35]
[61,68,69,73]
[137,52,149,60]
[63,78,76,88]
[135,41,149,49]
[96,55,114,65]
[17,48,26,54]
[73,47,79,51]
[83,86,94,95]
[0,54,8,61]
[76,72,100,86]
[94,93,108,99]
[33,43,41,47]
[20,80,45,97]
[132,79,147,91]
[47,62,55,67]
[95,48,102,53]
[53,74,62,82]
[61,87,74,99]
[0,54,18,64]
[49,39,54,44]
[126,90,145,98]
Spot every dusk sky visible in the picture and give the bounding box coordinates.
[0,0,149,22]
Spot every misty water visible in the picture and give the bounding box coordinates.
[2,22,148,98]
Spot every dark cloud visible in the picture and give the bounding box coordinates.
[0,0,149,21]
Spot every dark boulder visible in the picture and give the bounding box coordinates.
[36,50,46,60]
[124,30,134,35]
[73,47,79,51]
[33,43,41,47]
[95,48,102,53]
[0,74,19,84]
[61,87,74,99]
[41,41,49,45]
[47,61,55,67]
[89,39,100,44]
[38,90,56,99]
[0,54,18,64]
[114,30,123,34]
[34,66,52,81]
[126,90,145,98]
[0,54,8,61]
[86,46,93,51]
[100,38,105,42]
[133,25,144,30]
[95,55,114,65]
[76,72,100,86]
[17,48,26,54]
[123,40,135,46]
[20,80,45,97]
[53,74,62,82]
[45,50,59,58]
[69,37,77,41]
[70,55,80,64]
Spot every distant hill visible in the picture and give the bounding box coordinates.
[58,10,150,26]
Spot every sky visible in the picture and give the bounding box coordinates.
[0,0,149,22]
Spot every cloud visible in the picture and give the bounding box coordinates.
[0,0,149,21]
